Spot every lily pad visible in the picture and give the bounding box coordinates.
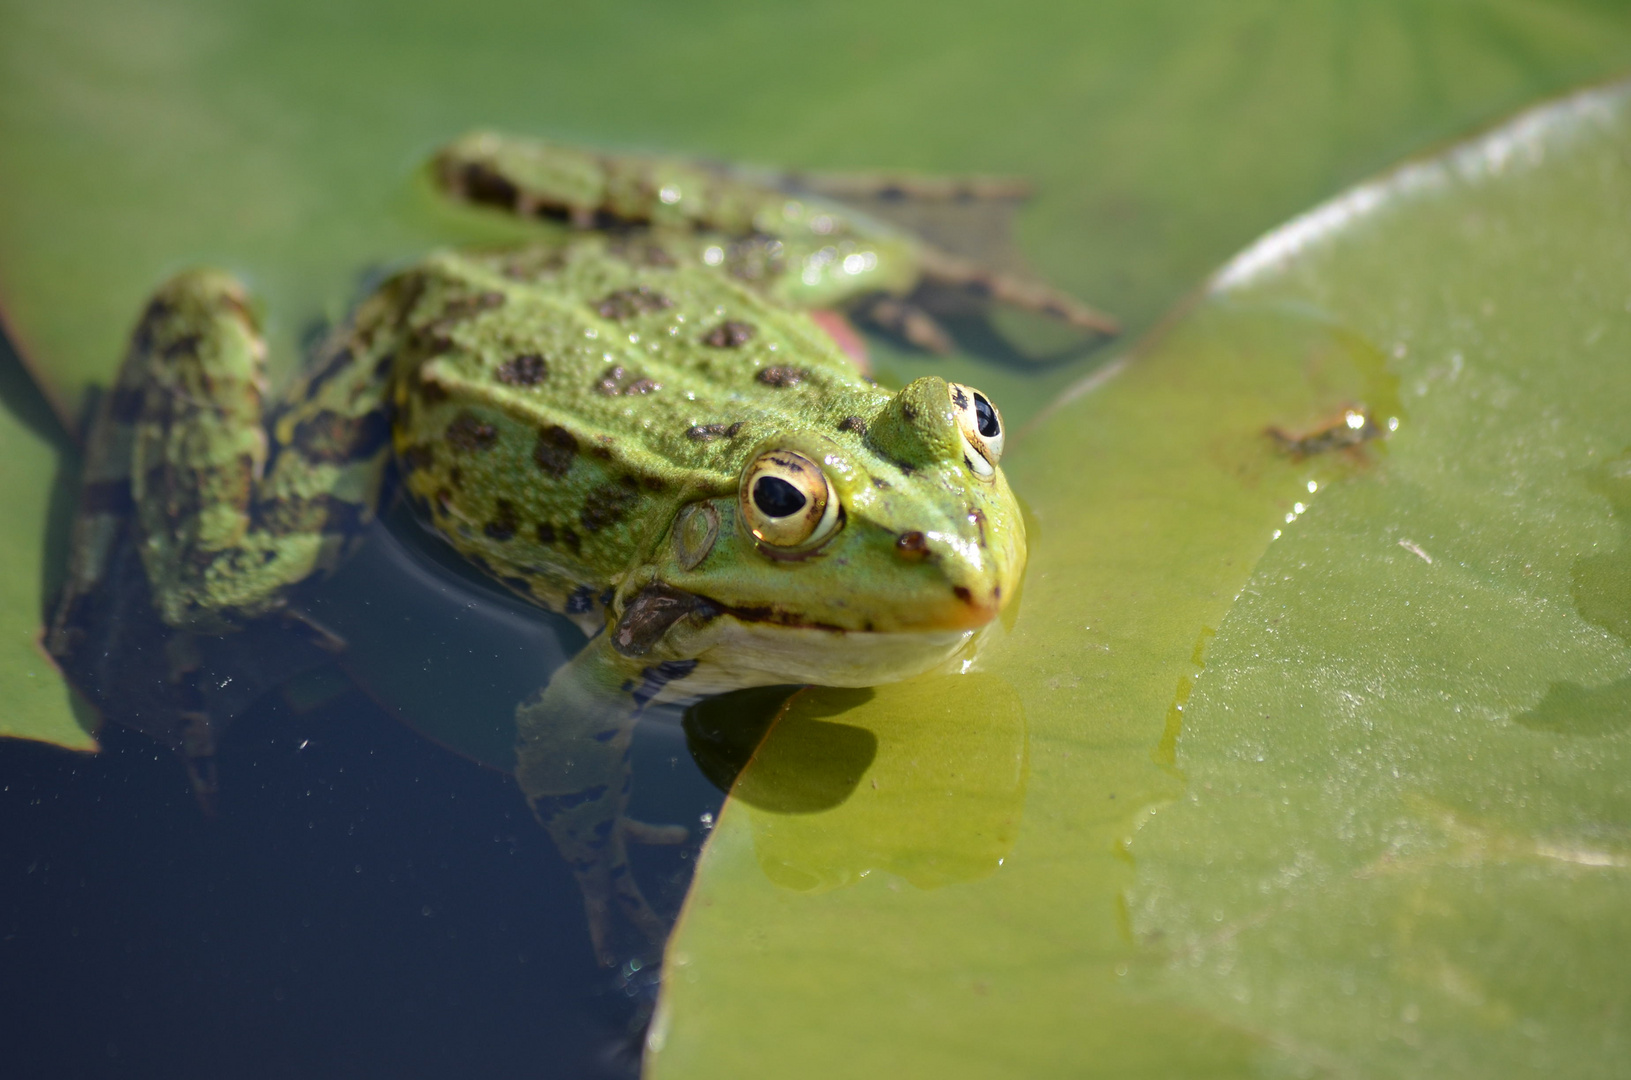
[0,335,92,750]
[650,84,1631,1076]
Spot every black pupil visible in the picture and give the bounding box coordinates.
[754,476,807,518]
[974,393,1000,438]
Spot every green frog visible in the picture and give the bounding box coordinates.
[47,133,1101,964]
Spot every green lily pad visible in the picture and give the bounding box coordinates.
[650,84,1631,1076]
[0,337,92,750]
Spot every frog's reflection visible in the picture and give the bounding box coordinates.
[687,674,1029,893]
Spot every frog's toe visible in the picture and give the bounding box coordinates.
[580,887,619,968]
[623,819,688,845]
[611,863,670,946]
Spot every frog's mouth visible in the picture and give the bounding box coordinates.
[608,582,998,660]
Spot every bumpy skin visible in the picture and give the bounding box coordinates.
[50,134,1051,965]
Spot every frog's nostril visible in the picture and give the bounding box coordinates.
[895,531,929,560]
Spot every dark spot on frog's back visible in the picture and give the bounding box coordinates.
[595,365,661,396]
[485,499,519,541]
[756,366,807,388]
[703,320,755,348]
[686,421,743,441]
[495,353,547,386]
[896,531,929,560]
[595,286,672,320]
[536,521,556,545]
[445,411,499,452]
[533,425,578,477]
[839,415,866,435]
[292,408,392,464]
[581,479,641,533]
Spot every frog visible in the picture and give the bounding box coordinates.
[46,132,1105,965]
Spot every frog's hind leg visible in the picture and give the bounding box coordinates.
[514,637,691,966]
[123,271,392,632]
[912,243,1121,336]
[789,169,1122,343]
[49,270,387,802]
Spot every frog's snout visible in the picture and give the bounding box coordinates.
[891,527,1017,631]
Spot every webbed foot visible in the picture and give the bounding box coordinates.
[536,789,689,966]
[515,637,699,966]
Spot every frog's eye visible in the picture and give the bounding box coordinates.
[949,382,1004,479]
[740,450,842,549]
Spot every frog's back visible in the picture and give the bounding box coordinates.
[381,239,887,622]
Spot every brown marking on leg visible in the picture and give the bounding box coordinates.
[756,366,807,388]
[532,425,578,477]
[580,478,641,532]
[484,499,519,540]
[445,411,499,452]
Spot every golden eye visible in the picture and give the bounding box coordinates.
[949,382,1004,479]
[739,449,842,549]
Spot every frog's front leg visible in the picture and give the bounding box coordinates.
[514,636,692,966]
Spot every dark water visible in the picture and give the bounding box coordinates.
[0,331,734,1080]
[0,677,729,1080]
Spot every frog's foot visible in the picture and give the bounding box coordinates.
[784,170,1035,203]
[914,244,1121,337]
[515,638,701,965]
[177,709,221,813]
[534,788,689,967]
[855,295,957,355]
[624,819,689,845]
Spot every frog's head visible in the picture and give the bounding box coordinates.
[637,377,1024,654]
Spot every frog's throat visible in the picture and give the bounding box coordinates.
[645,619,980,706]
[608,582,982,701]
